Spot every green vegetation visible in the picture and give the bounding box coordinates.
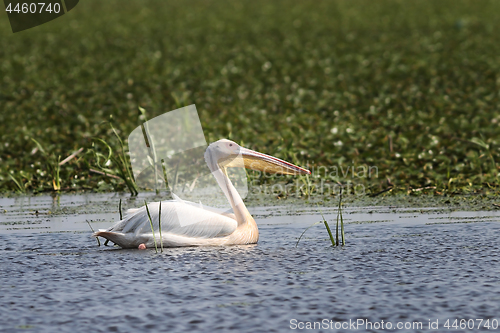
[1,0,500,196]
[87,122,138,195]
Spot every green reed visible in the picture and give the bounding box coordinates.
[144,200,158,253]
[86,220,101,246]
[88,123,138,196]
[158,201,163,252]
[296,194,345,247]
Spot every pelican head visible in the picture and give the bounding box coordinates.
[205,139,311,175]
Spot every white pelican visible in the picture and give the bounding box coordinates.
[93,139,310,248]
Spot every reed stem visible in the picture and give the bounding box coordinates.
[158,201,163,252]
[323,220,336,247]
[295,221,322,247]
[317,205,335,246]
[86,220,101,246]
[144,200,158,253]
[119,198,123,220]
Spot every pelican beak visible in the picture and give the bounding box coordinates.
[222,147,311,175]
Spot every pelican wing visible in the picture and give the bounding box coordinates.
[107,199,238,239]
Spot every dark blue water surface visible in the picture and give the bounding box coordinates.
[1,194,499,332]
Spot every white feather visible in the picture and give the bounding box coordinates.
[101,200,238,245]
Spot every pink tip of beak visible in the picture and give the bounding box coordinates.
[138,244,146,250]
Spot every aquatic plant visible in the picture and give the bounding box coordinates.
[28,139,84,192]
[321,214,336,247]
[118,198,123,220]
[144,200,158,253]
[293,153,315,197]
[2,0,500,196]
[88,122,139,196]
[30,139,62,191]
[468,136,498,179]
[158,201,163,252]
[102,199,124,247]
[137,106,162,195]
[7,173,25,194]
[295,220,323,247]
[296,193,345,247]
[335,190,345,246]
[86,220,101,246]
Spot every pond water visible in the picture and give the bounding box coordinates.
[0,194,499,332]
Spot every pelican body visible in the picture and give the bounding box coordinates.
[93,139,310,248]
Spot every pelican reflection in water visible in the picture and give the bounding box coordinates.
[93,139,310,248]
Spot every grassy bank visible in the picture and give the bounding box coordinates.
[1,0,499,196]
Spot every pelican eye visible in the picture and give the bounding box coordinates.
[229,144,233,147]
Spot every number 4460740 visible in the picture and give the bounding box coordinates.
[444,319,499,330]
[5,3,62,14]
